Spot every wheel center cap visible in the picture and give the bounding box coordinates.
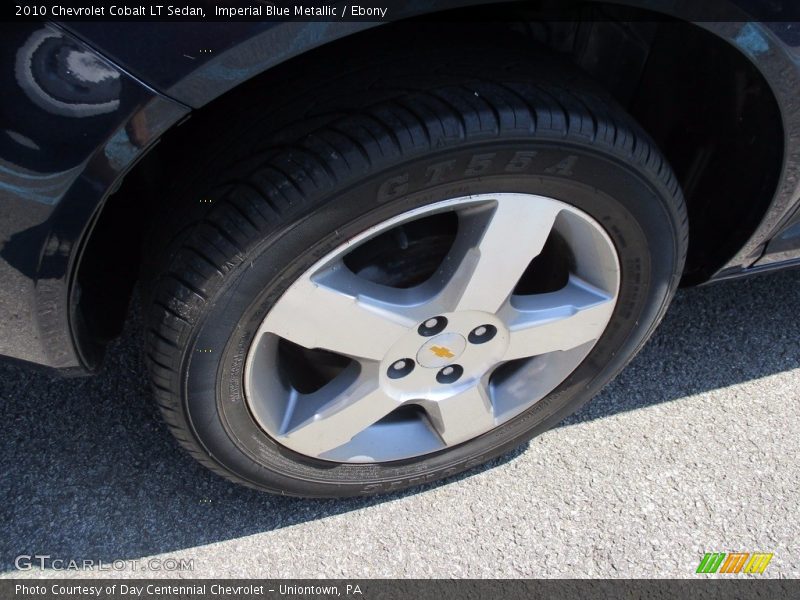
[416,333,466,368]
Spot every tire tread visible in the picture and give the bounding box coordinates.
[144,50,688,495]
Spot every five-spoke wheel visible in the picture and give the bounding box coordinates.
[245,194,620,462]
[145,47,686,496]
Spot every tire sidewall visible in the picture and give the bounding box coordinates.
[182,140,681,497]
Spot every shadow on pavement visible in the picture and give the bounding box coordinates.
[0,268,798,570]
[561,268,800,427]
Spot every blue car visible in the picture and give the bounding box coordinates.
[1,1,799,496]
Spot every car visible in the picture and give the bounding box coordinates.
[2,2,799,497]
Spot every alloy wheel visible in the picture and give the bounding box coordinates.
[244,193,620,463]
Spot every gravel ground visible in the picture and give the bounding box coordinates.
[1,269,799,579]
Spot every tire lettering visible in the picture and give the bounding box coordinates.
[425,160,457,185]
[378,174,409,201]
[504,150,538,173]
[545,155,578,176]
[465,153,496,176]
[359,466,460,494]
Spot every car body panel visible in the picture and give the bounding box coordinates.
[1,2,800,373]
[0,22,188,370]
[63,6,800,271]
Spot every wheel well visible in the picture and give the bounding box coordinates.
[75,2,783,357]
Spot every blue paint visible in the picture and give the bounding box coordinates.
[735,23,770,57]
[104,128,138,171]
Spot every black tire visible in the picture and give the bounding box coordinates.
[144,44,687,497]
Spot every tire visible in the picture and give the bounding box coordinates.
[144,44,687,497]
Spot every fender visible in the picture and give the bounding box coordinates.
[61,1,800,272]
[2,1,798,373]
[0,22,188,371]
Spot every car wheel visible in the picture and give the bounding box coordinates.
[145,50,687,497]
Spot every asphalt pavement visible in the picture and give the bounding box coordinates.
[1,268,799,578]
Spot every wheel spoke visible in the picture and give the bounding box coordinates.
[421,382,496,446]
[435,195,562,314]
[501,275,616,360]
[245,193,621,463]
[278,363,399,455]
[260,265,413,361]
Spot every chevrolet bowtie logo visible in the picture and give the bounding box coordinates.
[429,345,455,359]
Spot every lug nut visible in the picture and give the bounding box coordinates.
[436,364,463,384]
[387,358,414,379]
[418,316,448,337]
[468,324,497,344]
